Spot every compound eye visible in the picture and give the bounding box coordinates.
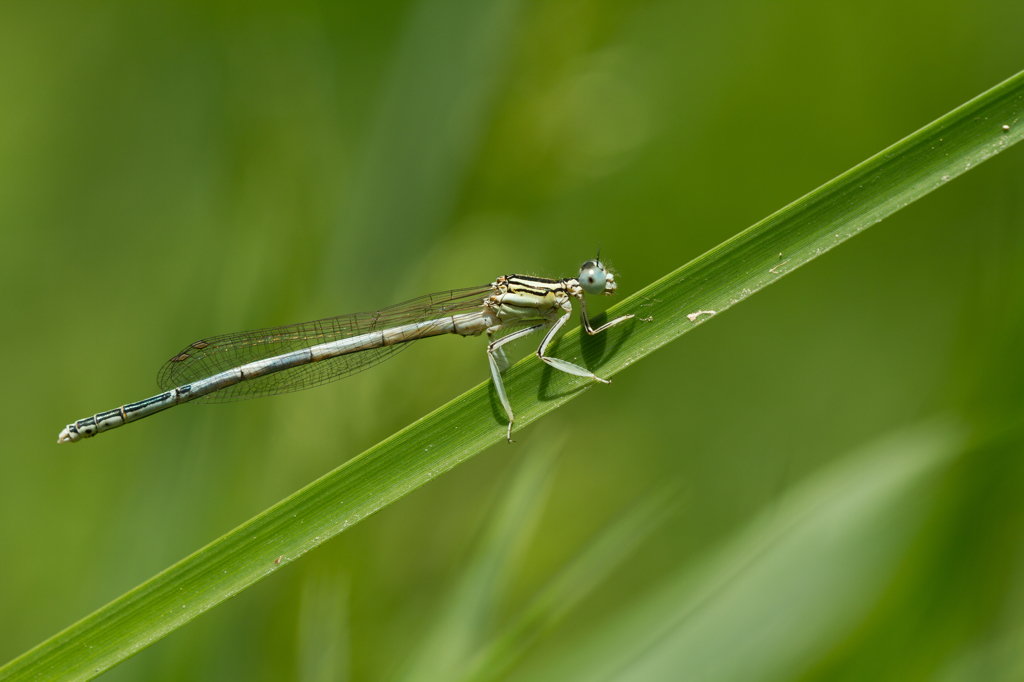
[579,260,607,295]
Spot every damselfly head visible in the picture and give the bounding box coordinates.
[579,259,617,296]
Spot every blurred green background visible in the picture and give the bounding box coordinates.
[3,1,1024,680]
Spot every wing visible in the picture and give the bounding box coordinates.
[156,285,493,403]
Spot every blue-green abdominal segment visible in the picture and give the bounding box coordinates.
[58,258,634,444]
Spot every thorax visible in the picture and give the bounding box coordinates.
[486,274,574,322]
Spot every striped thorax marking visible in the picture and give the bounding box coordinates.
[487,275,573,323]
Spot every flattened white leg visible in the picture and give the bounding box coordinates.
[578,295,634,335]
[536,312,611,383]
[487,330,510,372]
[487,323,547,442]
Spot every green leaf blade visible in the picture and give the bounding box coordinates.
[619,70,1024,362]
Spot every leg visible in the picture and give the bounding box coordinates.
[487,323,547,442]
[536,312,612,384]
[487,329,510,372]
[577,294,634,335]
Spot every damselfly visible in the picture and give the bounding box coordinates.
[58,257,634,444]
